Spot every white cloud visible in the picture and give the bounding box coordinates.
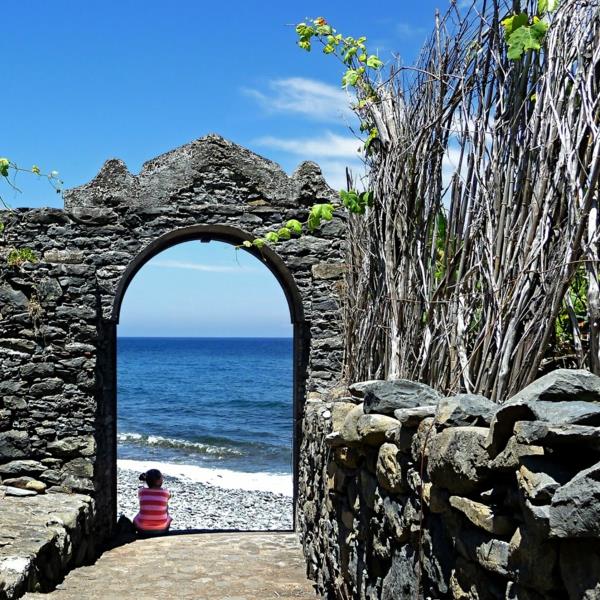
[319,159,367,191]
[243,77,354,123]
[149,260,256,273]
[255,131,362,159]
[397,22,428,38]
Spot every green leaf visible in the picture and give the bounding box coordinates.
[507,20,548,59]
[538,0,558,13]
[277,227,291,240]
[343,47,357,63]
[0,158,9,177]
[286,219,302,235]
[366,55,384,69]
[265,231,279,243]
[360,191,374,208]
[316,24,332,35]
[242,240,252,248]
[501,12,528,37]
[342,69,360,88]
[323,44,335,54]
[298,40,311,51]
[308,203,334,231]
[252,238,265,249]
[0,222,4,234]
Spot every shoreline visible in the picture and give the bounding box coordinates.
[117,465,294,531]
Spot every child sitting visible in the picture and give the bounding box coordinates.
[133,468,172,535]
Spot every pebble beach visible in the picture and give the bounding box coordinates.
[117,466,294,531]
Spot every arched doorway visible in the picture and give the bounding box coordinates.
[97,225,310,535]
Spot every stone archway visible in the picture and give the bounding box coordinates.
[0,135,346,541]
[105,224,309,531]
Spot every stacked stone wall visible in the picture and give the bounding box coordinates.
[299,369,600,599]
[0,135,346,556]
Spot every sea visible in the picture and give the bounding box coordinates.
[117,337,294,496]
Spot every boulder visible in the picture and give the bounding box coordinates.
[507,369,600,404]
[449,496,516,536]
[549,460,600,538]
[428,427,491,494]
[381,546,419,600]
[488,403,600,458]
[437,394,497,427]
[513,421,600,451]
[360,379,441,415]
[331,402,356,432]
[356,414,399,445]
[489,436,544,472]
[1,485,37,497]
[449,556,506,600]
[47,436,88,458]
[410,417,436,463]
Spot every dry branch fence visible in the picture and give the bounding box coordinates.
[343,0,600,401]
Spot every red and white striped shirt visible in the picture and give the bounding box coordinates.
[133,487,172,531]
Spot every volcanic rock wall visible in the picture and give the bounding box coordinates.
[299,369,600,599]
[0,135,346,541]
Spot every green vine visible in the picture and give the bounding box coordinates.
[502,0,559,60]
[0,157,62,265]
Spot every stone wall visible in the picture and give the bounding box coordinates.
[0,135,346,545]
[298,369,600,599]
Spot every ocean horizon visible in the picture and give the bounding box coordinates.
[117,336,294,495]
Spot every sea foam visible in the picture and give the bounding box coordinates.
[117,459,293,497]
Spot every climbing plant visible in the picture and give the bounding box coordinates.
[0,158,63,265]
[263,0,599,401]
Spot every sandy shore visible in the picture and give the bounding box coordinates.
[117,466,294,531]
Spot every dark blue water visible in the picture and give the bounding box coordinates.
[117,337,293,475]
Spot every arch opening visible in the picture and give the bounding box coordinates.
[99,225,309,535]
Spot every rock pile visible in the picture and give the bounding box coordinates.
[298,369,600,599]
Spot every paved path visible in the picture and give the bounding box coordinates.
[24,532,317,600]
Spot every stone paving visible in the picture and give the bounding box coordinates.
[23,532,318,600]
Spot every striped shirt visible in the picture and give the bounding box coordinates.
[133,487,172,531]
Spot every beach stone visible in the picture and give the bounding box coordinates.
[436,394,497,427]
[1,485,37,497]
[449,496,515,536]
[2,476,47,493]
[549,460,600,538]
[428,427,491,494]
[356,414,399,445]
[362,379,441,415]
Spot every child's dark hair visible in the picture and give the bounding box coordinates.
[139,468,162,487]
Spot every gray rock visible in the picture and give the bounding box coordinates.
[437,394,497,427]
[0,285,28,308]
[363,379,441,415]
[393,405,437,426]
[508,527,561,593]
[489,436,544,471]
[356,414,399,445]
[549,460,600,538]
[339,404,364,444]
[514,421,600,450]
[0,459,45,476]
[376,443,405,493]
[449,496,516,536]
[428,427,491,494]
[381,546,419,600]
[2,476,46,493]
[1,485,37,496]
[0,430,30,461]
[516,456,571,505]
[507,369,600,404]
[560,539,600,599]
[449,556,506,600]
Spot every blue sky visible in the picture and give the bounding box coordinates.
[3,0,449,336]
